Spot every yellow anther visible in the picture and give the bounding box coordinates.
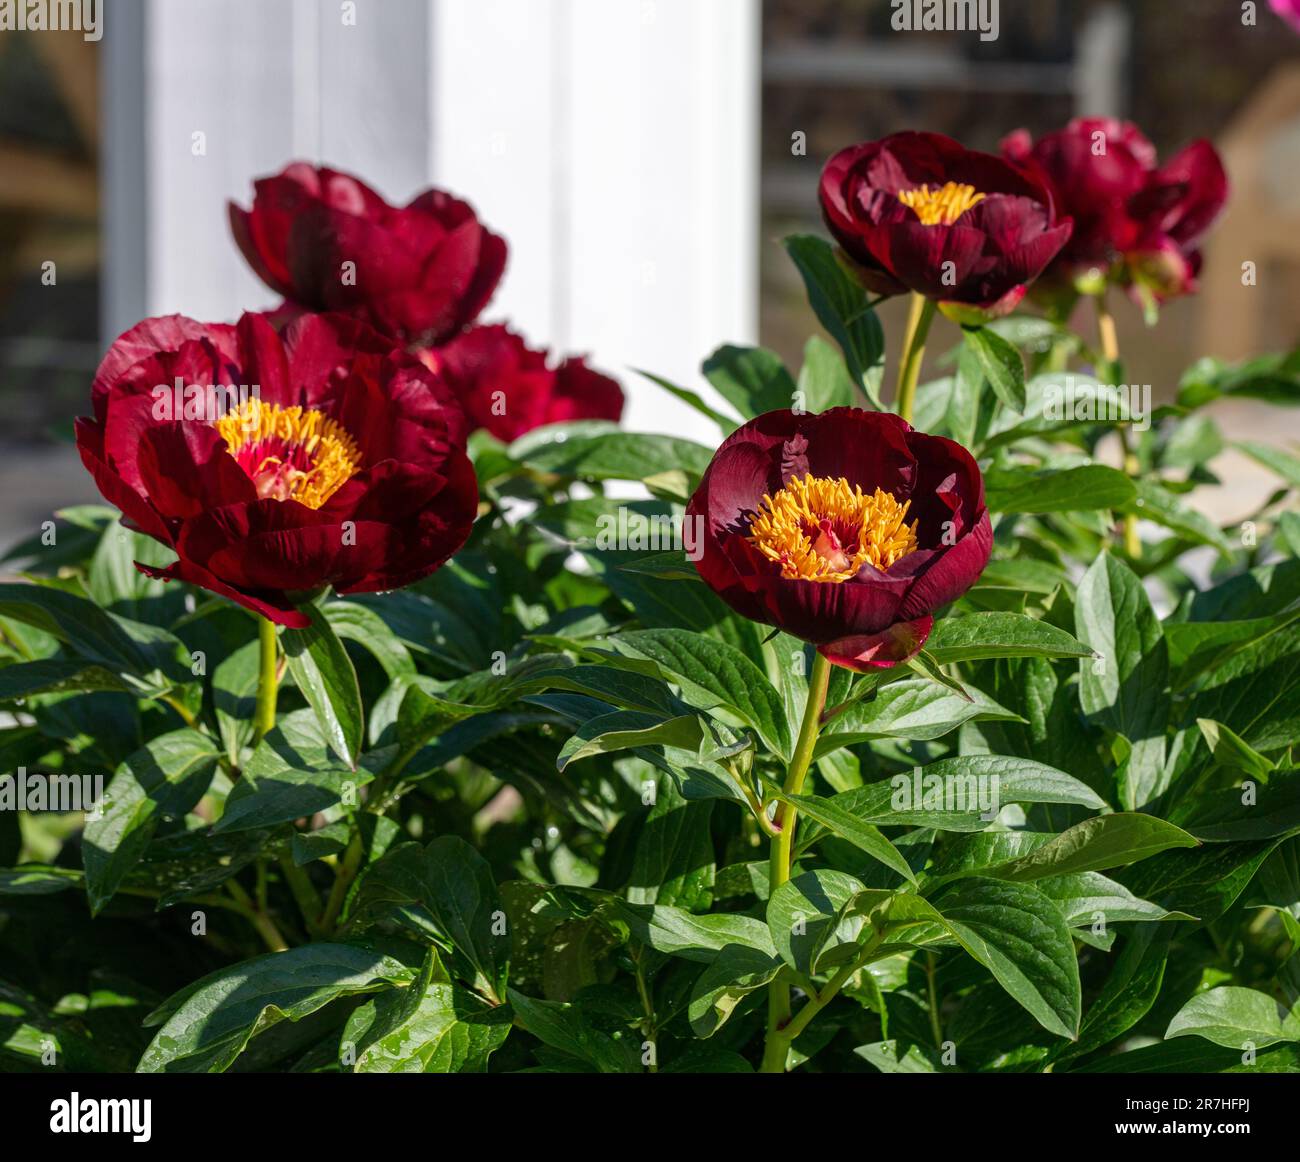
[748,473,918,582]
[897,181,986,226]
[215,400,361,509]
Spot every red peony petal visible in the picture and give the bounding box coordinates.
[136,422,257,520]
[687,407,991,648]
[903,429,986,542]
[172,501,364,594]
[92,316,238,423]
[334,453,478,594]
[74,418,172,544]
[137,557,311,628]
[1133,139,1229,249]
[430,325,619,442]
[802,408,916,493]
[228,203,295,301]
[898,511,994,621]
[79,306,480,616]
[233,312,292,406]
[818,615,933,671]
[745,557,913,642]
[822,131,1073,305]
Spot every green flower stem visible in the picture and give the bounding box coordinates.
[1093,292,1120,377]
[1116,424,1142,559]
[252,615,279,746]
[1092,293,1142,560]
[321,831,365,936]
[769,652,832,891]
[1043,336,1071,374]
[925,950,943,1049]
[279,854,324,937]
[631,947,659,1072]
[762,931,886,1071]
[894,292,937,425]
[161,693,199,729]
[317,733,438,939]
[761,650,832,1073]
[225,879,288,953]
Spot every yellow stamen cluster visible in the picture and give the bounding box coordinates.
[897,181,986,226]
[748,473,918,583]
[215,400,361,509]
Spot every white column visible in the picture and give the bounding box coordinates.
[127,0,434,325]
[430,0,760,439]
[110,0,761,443]
[101,0,148,343]
[144,0,298,321]
[427,0,562,349]
[562,0,760,436]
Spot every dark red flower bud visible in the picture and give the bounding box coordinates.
[1000,118,1153,277]
[1001,121,1228,303]
[686,408,991,671]
[76,312,478,627]
[418,324,623,443]
[230,163,506,346]
[819,131,1072,323]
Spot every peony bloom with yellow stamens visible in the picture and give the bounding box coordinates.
[686,408,991,670]
[75,312,477,627]
[819,131,1073,324]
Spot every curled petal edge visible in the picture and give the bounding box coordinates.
[817,615,934,672]
[137,558,312,628]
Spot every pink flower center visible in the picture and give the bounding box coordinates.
[215,400,361,509]
[748,473,918,582]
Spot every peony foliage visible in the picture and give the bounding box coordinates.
[3,133,1300,1078]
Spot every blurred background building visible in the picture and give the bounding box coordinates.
[0,0,1297,551]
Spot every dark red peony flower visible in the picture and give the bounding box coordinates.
[75,311,478,627]
[230,162,506,346]
[686,408,991,670]
[1001,120,1228,302]
[418,324,623,443]
[819,131,1072,323]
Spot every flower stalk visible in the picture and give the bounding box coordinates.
[894,292,936,424]
[225,878,288,954]
[279,854,324,938]
[761,928,887,1073]
[321,831,365,936]
[1092,293,1142,560]
[252,615,279,746]
[762,650,832,1072]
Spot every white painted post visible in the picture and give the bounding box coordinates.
[107,0,761,444]
[429,0,760,440]
[1074,2,1131,119]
